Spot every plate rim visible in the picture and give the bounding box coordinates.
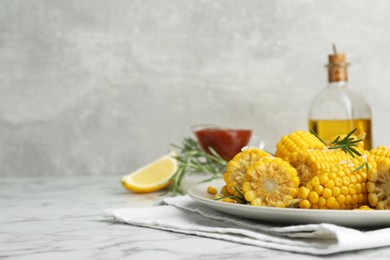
[187,179,390,223]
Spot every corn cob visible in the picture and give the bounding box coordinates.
[367,157,390,209]
[223,148,271,196]
[242,157,300,207]
[366,146,390,208]
[370,146,390,162]
[275,130,326,161]
[288,149,355,186]
[297,157,375,209]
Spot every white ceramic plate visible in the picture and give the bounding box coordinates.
[188,179,390,227]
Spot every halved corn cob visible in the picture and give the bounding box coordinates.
[242,157,300,207]
[367,157,390,209]
[297,157,375,209]
[275,130,326,161]
[223,148,271,196]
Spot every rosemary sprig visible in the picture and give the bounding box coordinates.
[309,129,327,145]
[169,137,227,195]
[310,128,369,171]
[214,186,249,204]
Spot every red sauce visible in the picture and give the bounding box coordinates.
[194,128,252,161]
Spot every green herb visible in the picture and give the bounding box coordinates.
[310,128,369,172]
[169,138,227,195]
[309,129,327,145]
[214,186,249,204]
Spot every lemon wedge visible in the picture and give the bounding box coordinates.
[121,152,178,193]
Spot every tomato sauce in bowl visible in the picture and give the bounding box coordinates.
[194,127,252,161]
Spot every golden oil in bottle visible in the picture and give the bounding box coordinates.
[308,46,372,149]
[309,119,372,150]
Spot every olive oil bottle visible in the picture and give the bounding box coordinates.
[308,46,372,149]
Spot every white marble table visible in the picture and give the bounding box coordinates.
[2,176,390,260]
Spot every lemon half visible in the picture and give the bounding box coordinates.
[121,151,178,193]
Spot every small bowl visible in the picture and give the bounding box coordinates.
[192,124,262,161]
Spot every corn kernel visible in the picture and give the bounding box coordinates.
[340,186,349,195]
[332,187,341,197]
[360,171,367,182]
[354,205,373,210]
[351,194,359,204]
[275,201,286,208]
[251,198,262,206]
[314,185,324,195]
[350,175,357,184]
[309,191,319,204]
[368,193,378,206]
[299,199,311,209]
[207,186,217,195]
[345,195,352,205]
[326,197,336,208]
[336,194,346,205]
[334,177,343,187]
[332,201,340,209]
[318,197,326,207]
[358,193,365,204]
[367,182,376,193]
[349,184,357,195]
[242,182,251,192]
[356,183,363,193]
[367,168,378,182]
[319,175,329,185]
[298,186,310,199]
[311,176,320,187]
[342,176,350,186]
[245,190,256,202]
[325,179,335,189]
[322,188,332,199]
[329,172,337,180]
[337,170,346,177]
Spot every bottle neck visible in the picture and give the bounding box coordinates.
[328,81,348,88]
[328,63,348,83]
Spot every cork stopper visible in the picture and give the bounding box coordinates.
[327,44,348,83]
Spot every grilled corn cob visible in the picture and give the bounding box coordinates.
[242,157,300,207]
[224,148,271,196]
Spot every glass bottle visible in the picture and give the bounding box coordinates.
[308,47,372,149]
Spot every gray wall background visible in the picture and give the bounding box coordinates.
[1,0,390,176]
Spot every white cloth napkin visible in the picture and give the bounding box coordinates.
[103,195,390,255]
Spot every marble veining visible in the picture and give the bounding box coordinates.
[2,176,390,259]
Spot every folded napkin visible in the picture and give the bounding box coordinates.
[103,195,390,255]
